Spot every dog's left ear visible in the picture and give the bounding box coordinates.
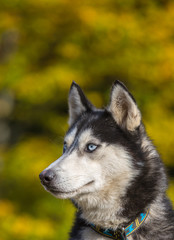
[107,80,141,132]
[68,82,95,126]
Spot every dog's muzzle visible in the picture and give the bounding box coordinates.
[39,169,56,186]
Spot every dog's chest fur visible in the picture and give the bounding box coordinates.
[71,227,135,240]
[81,228,133,240]
[80,227,110,240]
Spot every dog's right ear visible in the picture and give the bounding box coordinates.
[68,82,95,126]
[107,80,141,132]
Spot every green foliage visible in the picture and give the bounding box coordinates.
[0,0,174,239]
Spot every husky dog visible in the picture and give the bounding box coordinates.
[39,81,174,240]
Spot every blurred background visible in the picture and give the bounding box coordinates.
[0,0,174,239]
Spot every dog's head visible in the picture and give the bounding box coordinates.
[39,81,143,204]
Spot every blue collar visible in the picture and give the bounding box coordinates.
[89,209,149,240]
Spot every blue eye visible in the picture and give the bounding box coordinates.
[86,143,98,152]
[63,142,67,153]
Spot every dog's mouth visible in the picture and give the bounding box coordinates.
[45,180,95,198]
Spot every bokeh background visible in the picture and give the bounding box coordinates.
[0,0,174,239]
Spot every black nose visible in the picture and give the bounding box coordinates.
[39,169,56,185]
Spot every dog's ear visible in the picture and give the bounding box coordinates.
[68,82,95,126]
[107,80,141,131]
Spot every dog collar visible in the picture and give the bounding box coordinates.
[89,209,149,240]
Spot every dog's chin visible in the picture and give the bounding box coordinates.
[44,180,95,199]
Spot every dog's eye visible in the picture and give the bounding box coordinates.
[86,143,98,152]
[63,142,67,153]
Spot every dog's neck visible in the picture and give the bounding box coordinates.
[73,169,140,229]
[72,131,165,230]
[73,191,130,230]
[73,191,166,234]
[80,207,128,230]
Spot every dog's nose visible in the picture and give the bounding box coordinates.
[39,169,56,184]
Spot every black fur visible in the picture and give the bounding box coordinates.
[70,210,88,239]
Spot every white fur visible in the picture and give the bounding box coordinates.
[44,128,138,228]
[75,142,138,229]
[65,127,77,147]
[45,149,102,199]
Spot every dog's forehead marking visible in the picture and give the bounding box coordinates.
[66,127,101,151]
[65,127,77,146]
[78,128,102,146]
[78,129,93,143]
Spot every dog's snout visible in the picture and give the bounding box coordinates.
[39,169,56,185]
